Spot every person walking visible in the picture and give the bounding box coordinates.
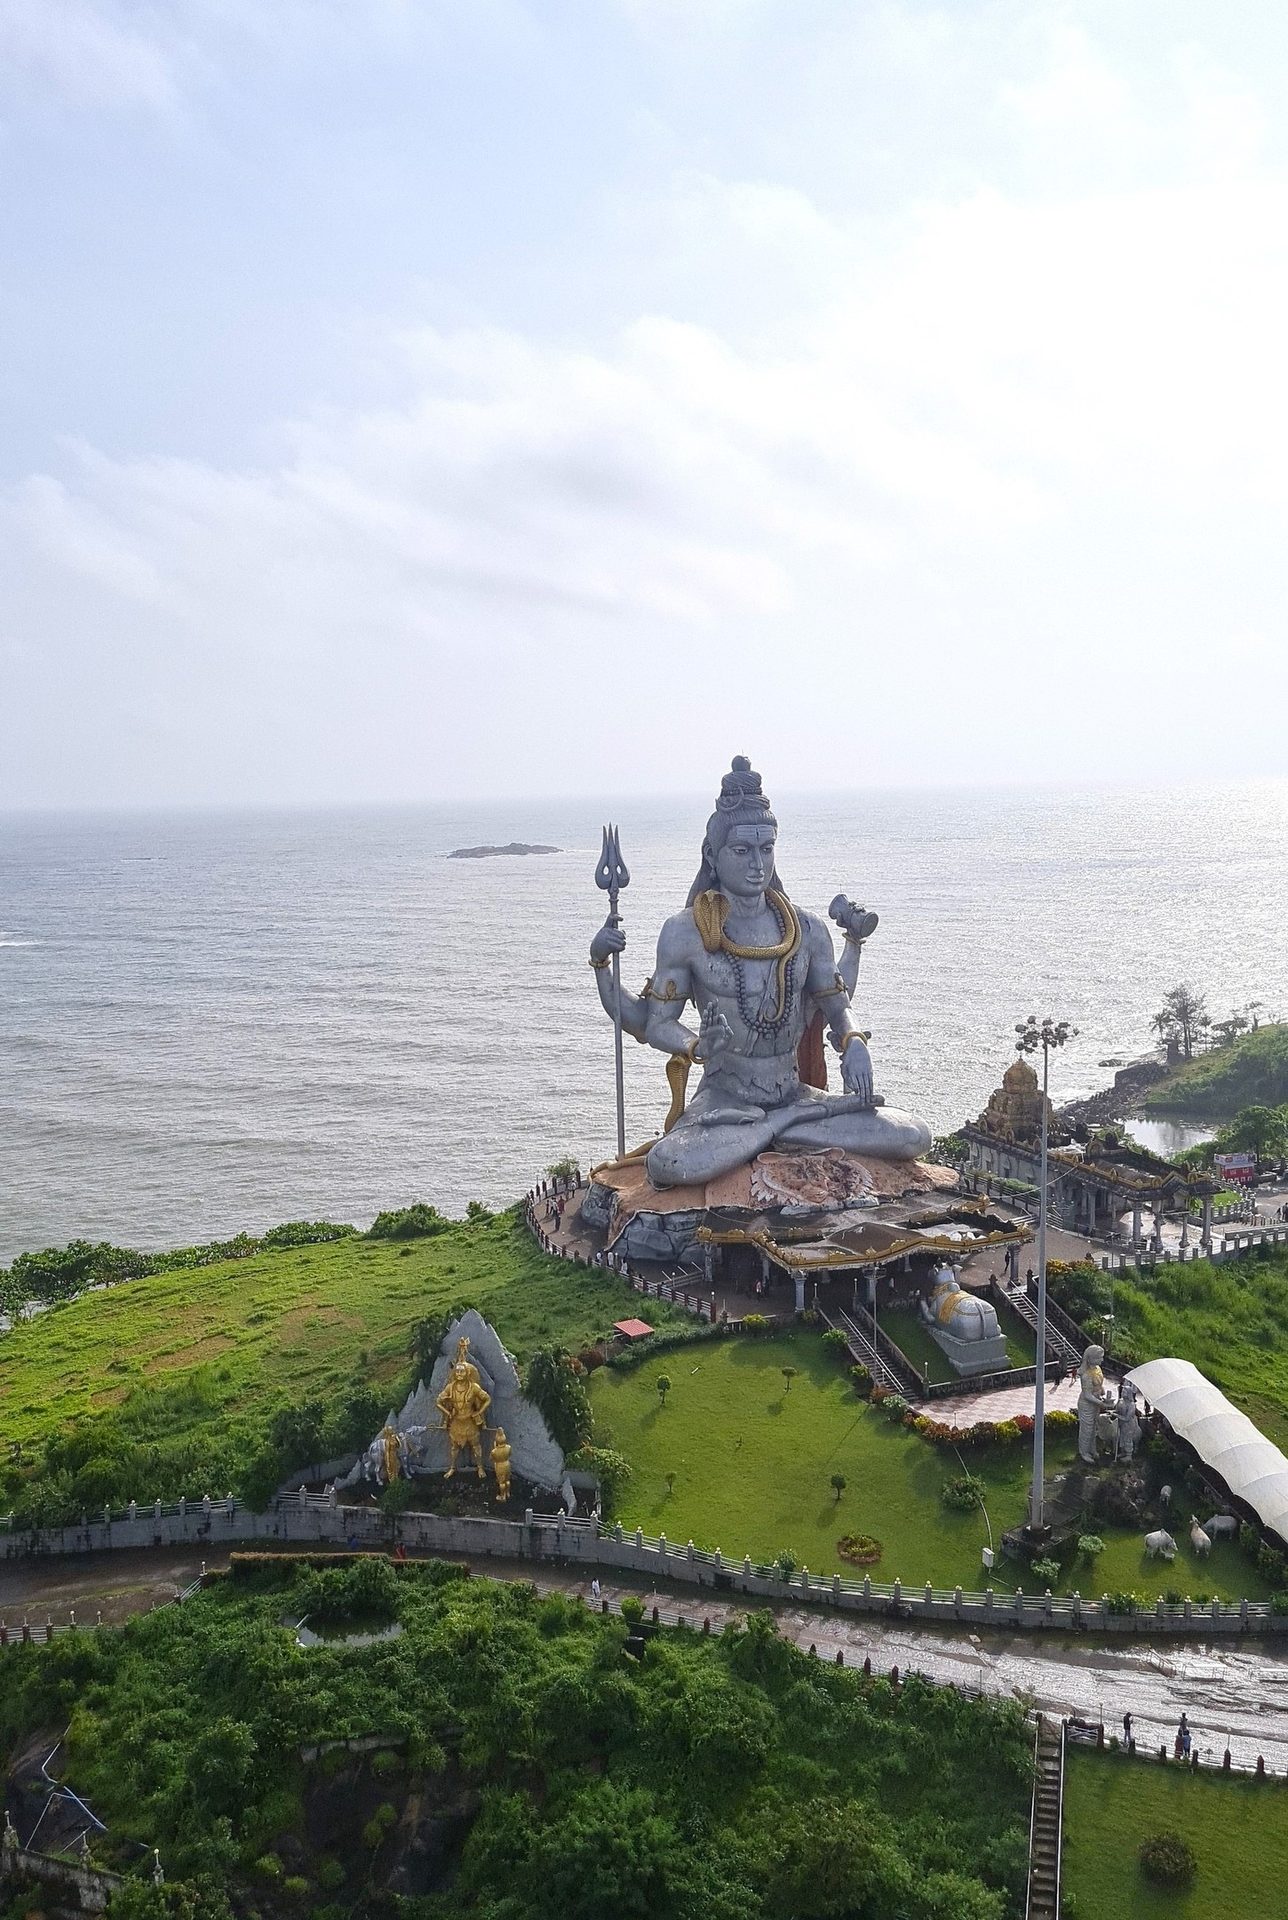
[1122,1711,1134,1751]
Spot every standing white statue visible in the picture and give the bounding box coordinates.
[589,757,931,1187]
[1077,1344,1113,1464]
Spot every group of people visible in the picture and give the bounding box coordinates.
[1120,1710,1194,1761]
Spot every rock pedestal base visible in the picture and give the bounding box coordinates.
[926,1324,1012,1378]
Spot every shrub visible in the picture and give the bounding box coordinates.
[370,1749,401,1779]
[1270,1592,1288,1616]
[772,1550,798,1579]
[367,1203,450,1241]
[254,1855,284,1882]
[741,1313,771,1336]
[850,1362,872,1396]
[315,1858,345,1891]
[1258,1543,1287,1583]
[821,1328,850,1356]
[283,1878,310,1901]
[941,1473,985,1512]
[881,1394,909,1423]
[1077,1535,1105,1559]
[1103,1590,1140,1615]
[362,1804,397,1849]
[379,1476,416,1517]
[619,1595,644,1625]
[1031,1558,1060,1586]
[994,1419,1021,1444]
[1139,1831,1197,1889]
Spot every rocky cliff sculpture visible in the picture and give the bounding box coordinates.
[342,1309,566,1493]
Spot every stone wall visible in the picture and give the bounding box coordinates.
[3,1499,1283,1642]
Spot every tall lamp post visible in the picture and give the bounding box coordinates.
[1015,1013,1076,1539]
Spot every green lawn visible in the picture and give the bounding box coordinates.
[1063,1746,1288,1920]
[0,1212,686,1507]
[880,1299,1036,1385]
[590,1333,1272,1597]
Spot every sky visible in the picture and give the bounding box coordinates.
[2,0,1288,809]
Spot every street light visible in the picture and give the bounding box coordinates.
[1015,1013,1076,1539]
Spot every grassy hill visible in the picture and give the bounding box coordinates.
[0,1209,684,1518]
[1144,1023,1288,1116]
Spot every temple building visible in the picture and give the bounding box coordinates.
[962,1056,1219,1248]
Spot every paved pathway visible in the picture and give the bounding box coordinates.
[907,1375,1081,1428]
[5,1545,1288,1774]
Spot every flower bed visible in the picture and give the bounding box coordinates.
[837,1532,883,1567]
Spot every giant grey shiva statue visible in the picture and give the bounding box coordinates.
[589,756,931,1188]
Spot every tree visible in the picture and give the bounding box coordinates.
[830,1473,847,1503]
[525,1346,593,1451]
[655,1373,672,1407]
[781,1366,798,1394]
[1151,985,1209,1061]
[1218,1104,1288,1165]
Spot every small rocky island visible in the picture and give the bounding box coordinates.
[448,841,561,859]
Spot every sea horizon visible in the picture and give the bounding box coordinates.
[3,775,1285,1263]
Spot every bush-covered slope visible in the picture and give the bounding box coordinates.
[0,1557,1033,1920]
[1144,1024,1288,1116]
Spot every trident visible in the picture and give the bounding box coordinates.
[595,824,631,1159]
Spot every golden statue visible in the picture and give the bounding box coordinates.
[435,1336,492,1479]
[379,1423,402,1484]
[491,1426,512,1503]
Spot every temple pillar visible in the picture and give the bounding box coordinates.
[1131,1200,1142,1248]
[793,1274,806,1313]
[1202,1193,1213,1252]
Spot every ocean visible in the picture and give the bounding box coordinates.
[2,779,1285,1264]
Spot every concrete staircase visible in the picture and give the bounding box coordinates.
[832,1307,910,1393]
[1005,1285,1082,1369]
[1025,1714,1065,1920]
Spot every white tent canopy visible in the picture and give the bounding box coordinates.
[1127,1356,1288,1539]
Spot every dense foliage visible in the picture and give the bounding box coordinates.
[0,1560,1033,1919]
[0,1222,356,1320]
[524,1345,593,1453]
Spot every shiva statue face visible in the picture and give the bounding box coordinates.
[714,823,776,901]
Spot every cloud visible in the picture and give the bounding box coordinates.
[5,3,1288,805]
[0,0,183,113]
